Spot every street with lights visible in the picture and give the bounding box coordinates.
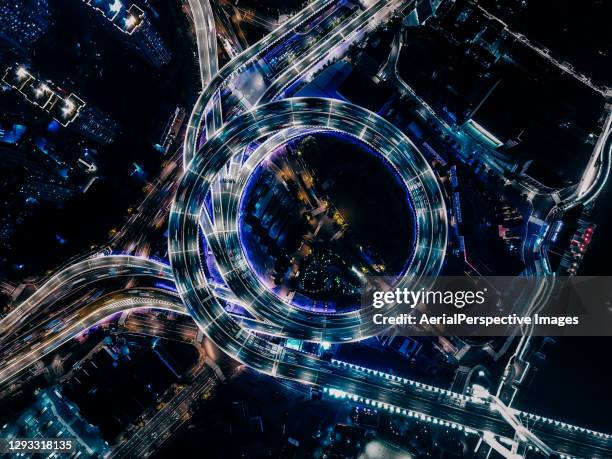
[0,0,611,457]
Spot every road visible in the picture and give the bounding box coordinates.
[0,265,609,456]
[110,367,217,459]
[2,1,611,457]
[0,287,183,386]
[168,96,612,456]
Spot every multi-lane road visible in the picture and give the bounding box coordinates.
[2,0,612,457]
[1,261,609,456]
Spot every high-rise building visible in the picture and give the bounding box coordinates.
[158,106,186,153]
[0,145,79,205]
[132,16,172,68]
[0,148,80,213]
[80,0,171,68]
[18,173,79,204]
[81,0,145,34]
[0,389,109,457]
[2,66,86,127]
[73,106,120,145]
[0,0,51,52]
[2,65,119,144]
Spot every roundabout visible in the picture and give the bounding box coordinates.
[168,97,447,350]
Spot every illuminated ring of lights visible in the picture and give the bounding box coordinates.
[212,126,422,330]
[169,98,447,343]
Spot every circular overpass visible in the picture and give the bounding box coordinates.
[169,97,447,347]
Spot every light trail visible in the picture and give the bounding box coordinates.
[1,1,611,456]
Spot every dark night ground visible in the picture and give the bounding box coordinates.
[2,0,198,279]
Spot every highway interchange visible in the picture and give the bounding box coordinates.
[1,0,612,457]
